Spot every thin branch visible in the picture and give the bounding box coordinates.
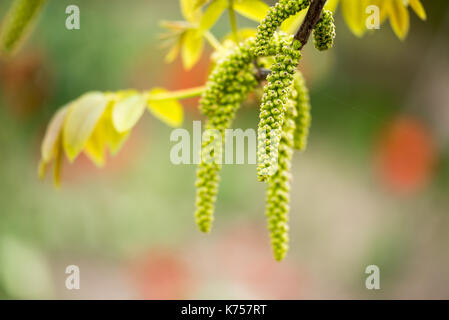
[257,0,328,82]
[294,0,328,49]
[228,0,240,43]
[204,31,222,51]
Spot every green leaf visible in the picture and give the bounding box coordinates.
[234,0,270,22]
[148,88,184,127]
[112,93,147,133]
[63,92,109,162]
[0,0,47,55]
[200,0,228,31]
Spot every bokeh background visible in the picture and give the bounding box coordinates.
[0,0,448,299]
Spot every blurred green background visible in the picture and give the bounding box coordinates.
[0,0,448,299]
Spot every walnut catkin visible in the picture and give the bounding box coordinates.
[313,9,336,51]
[257,37,301,181]
[195,40,258,233]
[292,71,311,151]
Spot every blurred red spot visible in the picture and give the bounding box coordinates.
[0,50,52,117]
[129,249,193,299]
[163,53,211,111]
[217,223,305,299]
[376,116,437,194]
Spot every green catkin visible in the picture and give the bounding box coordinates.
[257,37,301,182]
[254,0,310,57]
[0,0,47,55]
[312,9,336,51]
[195,40,258,233]
[292,72,311,151]
[265,90,296,261]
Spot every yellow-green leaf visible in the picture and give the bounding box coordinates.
[165,38,182,63]
[112,93,147,133]
[341,0,367,37]
[180,0,202,23]
[389,0,410,40]
[103,103,129,155]
[234,0,270,22]
[194,0,210,9]
[200,0,228,31]
[41,105,68,163]
[84,119,107,167]
[53,144,63,187]
[63,92,109,162]
[182,29,204,70]
[324,0,339,12]
[222,28,257,42]
[408,0,426,20]
[148,88,184,127]
[368,0,389,24]
[280,9,307,34]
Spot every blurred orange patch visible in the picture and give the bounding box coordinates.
[375,116,437,194]
[129,249,193,300]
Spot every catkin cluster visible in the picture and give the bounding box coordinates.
[292,71,311,151]
[195,40,258,233]
[254,0,310,57]
[257,38,301,181]
[195,0,327,259]
[313,10,336,51]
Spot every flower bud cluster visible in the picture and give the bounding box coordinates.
[313,9,336,51]
[254,0,310,57]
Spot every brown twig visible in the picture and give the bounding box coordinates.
[256,0,328,81]
[294,0,328,49]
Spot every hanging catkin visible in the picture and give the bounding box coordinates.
[292,71,311,151]
[195,40,258,232]
[257,37,301,181]
[264,84,297,261]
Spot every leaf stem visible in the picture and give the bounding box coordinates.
[147,86,205,101]
[204,31,222,51]
[228,0,240,43]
